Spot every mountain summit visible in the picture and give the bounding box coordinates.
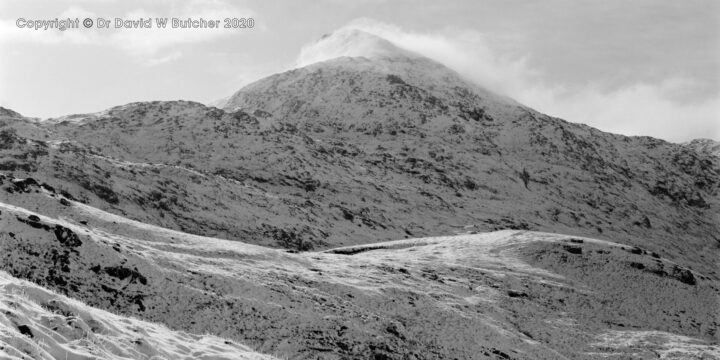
[295,29,420,67]
[225,30,517,129]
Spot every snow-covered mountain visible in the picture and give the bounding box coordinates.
[0,30,718,359]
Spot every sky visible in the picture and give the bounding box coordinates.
[0,0,717,142]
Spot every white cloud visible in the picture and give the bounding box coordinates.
[299,19,720,142]
[111,0,252,58]
[0,6,101,45]
[0,0,256,66]
[525,80,720,141]
[295,27,417,68]
[59,5,97,20]
[144,50,182,66]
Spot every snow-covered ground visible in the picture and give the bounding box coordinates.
[589,330,720,359]
[0,271,276,360]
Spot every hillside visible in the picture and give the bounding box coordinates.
[0,270,275,360]
[0,180,717,359]
[1,31,717,277]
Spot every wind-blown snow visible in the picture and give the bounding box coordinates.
[295,29,419,68]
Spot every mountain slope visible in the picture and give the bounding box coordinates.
[0,271,275,360]
[1,31,718,279]
[0,182,717,359]
[685,138,720,158]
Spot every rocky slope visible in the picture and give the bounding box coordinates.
[0,181,717,359]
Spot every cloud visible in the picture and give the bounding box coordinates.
[111,0,253,58]
[144,50,182,66]
[295,27,417,68]
[0,0,256,66]
[299,19,719,142]
[0,6,101,45]
[525,79,720,141]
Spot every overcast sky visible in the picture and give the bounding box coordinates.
[0,0,717,142]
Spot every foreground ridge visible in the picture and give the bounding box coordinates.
[0,180,717,359]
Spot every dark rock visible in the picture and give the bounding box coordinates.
[11,178,39,192]
[671,266,696,286]
[59,190,77,201]
[17,325,33,338]
[341,208,355,221]
[520,168,530,189]
[53,225,82,247]
[563,245,582,254]
[385,323,404,339]
[89,183,119,204]
[17,215,51,230]
[386,74,407,86]
[634,216,652,229]
[40,183,56,193]
[507,290,529,298]
[102,266,148,285]
[491,348,511,359]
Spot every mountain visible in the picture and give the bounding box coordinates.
[0,30,718,359]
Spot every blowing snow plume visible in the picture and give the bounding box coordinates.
[295,28,419,68]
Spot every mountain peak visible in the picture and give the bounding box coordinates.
[295,29,417,68]
[227,28,519,121]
